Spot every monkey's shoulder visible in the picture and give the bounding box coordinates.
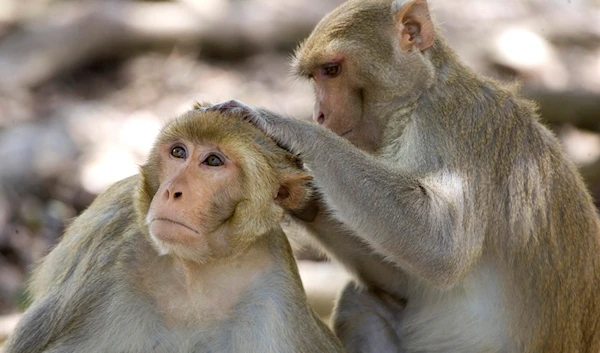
[65,175,140,240]
[29,176,143,296]
[86,175,140,215]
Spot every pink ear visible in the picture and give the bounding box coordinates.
[275,173,313,211]
[392,0,434,52]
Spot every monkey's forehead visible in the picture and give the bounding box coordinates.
[161,109,257,142]
[293,0,393,72]
[156,109,297,163]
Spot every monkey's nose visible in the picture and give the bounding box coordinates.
[163,188,183,201]
[316,113,325,125]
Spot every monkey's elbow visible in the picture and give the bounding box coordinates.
[417,254,468,290]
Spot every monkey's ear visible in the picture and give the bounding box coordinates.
[392,0,434,52]
[276,173,313,211]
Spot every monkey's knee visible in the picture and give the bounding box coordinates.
[332,282,404,353]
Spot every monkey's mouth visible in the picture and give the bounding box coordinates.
[152,218,200,235]
[341,129,354,137]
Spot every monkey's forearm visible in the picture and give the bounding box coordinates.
[259,109,480,287]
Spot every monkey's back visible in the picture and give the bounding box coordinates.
[5,176,145,353]
[502,123,600,353]
[448,88,600,352]
[467,90,600,352]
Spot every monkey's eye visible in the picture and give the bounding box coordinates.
[322,63,341,77]
[203,154,224,167]
[171,146,187,159]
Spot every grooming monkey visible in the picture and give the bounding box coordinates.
[4,105,344,353]
[206,0,600,352]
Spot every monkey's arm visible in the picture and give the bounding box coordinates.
[6,262,118,353]
[209,100,481,288]
[4,292,75,353]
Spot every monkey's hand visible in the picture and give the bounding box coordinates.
[204,99,316,154]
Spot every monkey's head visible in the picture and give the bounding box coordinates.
[136,104,312,263]
[292,0,436,152]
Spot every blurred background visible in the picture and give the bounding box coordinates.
[0,0,599,343]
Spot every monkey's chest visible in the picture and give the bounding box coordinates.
[398,264,508,353]
[147,307,294,353]
[153,290,238,329]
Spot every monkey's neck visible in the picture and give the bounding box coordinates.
[140,234,277,327]
[381,39,504,158]
[177,237,274,297]
[421,38,499,115]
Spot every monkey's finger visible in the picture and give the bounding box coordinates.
[202,100,255,118]
[199,100,272,132]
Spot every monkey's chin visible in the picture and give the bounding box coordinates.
[148,220,208,258]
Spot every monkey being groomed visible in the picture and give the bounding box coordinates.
[4,104,344,353]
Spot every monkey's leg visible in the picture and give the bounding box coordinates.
[332,282,405,353]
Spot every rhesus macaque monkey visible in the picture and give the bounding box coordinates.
[4,105,344,353]
[205,0,600,352]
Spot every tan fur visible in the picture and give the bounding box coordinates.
[4,107,343,353]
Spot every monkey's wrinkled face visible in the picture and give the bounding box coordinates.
[308,57,387,153]
[146,140,244,262]
[292,0,438,153]
[309,59,363,138]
